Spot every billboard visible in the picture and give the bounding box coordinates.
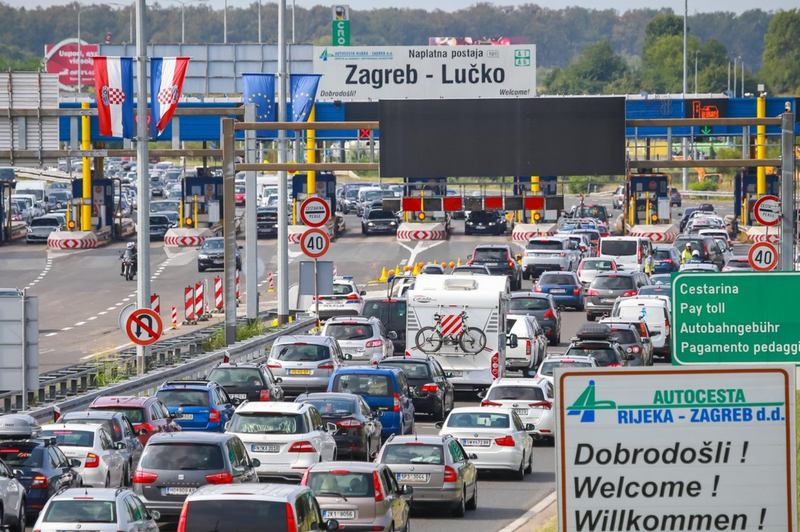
[428,37,527,46]
[313,45,536,101]
[555,366,797,532]
[45,39,99,89]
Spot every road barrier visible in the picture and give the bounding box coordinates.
[268,271,275,293]
[184,286,196,324]
[195,282,206,321]
[214,277,223,310]
[171,306,178,330]
[236,269,241,303]
[150,293,160,315]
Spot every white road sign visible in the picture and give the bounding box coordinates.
[753,195,781,226]
[313,45,536,100]
[555,366,796,532]
[300,228,330,258]
[299,197,331,227]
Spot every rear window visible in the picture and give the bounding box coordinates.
[638,286,672,297]
[600,240,637,256]
[486,386,544,402]
[140,443,224,470]
[332,283,354,296]
[565,347,619,366]
[208,368,264,387]
[40,429,94,447]
[157,389,211,407]
[573,205,608,221]
[539,274,575,285]
[580,260,614,271]
[653,250,674,260]
[307,471,376,498]
[592,276,634,290]
[382,444,444,465]
[725,260,751,269]
[378,361,431,380]
[0,445,43,467]
[228,412,307,434]
[539,360,594,376]
[526,240,563,251]
[302,399,356,417]
[608,329,637,344]
[43,500,117,523]
[272,343,331,362]
[473,249,508,262]
[183,500,287,532]
[509,297,550,311]
[331,374,392,397]
[324,323,374,341]
[362,300,406,329]
[91,407,145,424]
[63,418,116,437]
[618,305,666,321]
[447,412,509,429]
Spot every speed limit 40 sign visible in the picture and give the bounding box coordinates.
[300,228,330,258]
[748,241,778,271]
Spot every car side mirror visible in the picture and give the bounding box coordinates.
[115,442,127,450]
[231,397,242,406]
[387,331,398,340]
[525,423,535,431]
[275,377,283,383]
[360,290,366,296]
[401,485,414,495]
[343,353,353,361]
[238,245,243,250]
[70,458,81,467]
[326,422,339,434]
[251,458,261,468]
[467,254,473,260]
[468,453,478,460]
[445,371,455,378]
[434,421,444,430]
[138,427,148,436]
[650,331,662,337]
[150,511,161,521]
[507,333,518,349]
[477,391,486,399]
[324,520,340,531]
[373,410,385,418]
[642,338,651,344]
[627,354,637,361]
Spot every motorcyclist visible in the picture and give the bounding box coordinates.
[120,242,137,276]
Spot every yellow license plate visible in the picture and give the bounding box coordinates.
[290,369,311,375]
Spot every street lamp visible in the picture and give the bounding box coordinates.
[76,4,97,93]
[224,0,227,43]
[167,0,207,44]
[694,50,699,94]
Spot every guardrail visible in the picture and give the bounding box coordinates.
[14,167,73,183]
[20,317,316,425]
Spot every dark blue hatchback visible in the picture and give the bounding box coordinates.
[652,246,681,273]
[535,271,585,310]
[155,380,235,432]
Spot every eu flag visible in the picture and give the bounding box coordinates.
[242,73,276,139]
[290,74,322,122]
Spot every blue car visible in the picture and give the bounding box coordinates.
[155,380,235,432]
[535,271,585,310]
[652,246,681,273]
[327,366,415,439]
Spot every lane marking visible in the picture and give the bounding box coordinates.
[497,491,557,532]
[87,316,97,321]
[98,311,107,315]
[75,322,86,326]
[106,307,117,311]
[61,327,73,331]
[45,332,58,337]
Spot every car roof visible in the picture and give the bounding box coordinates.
[237,401,310,414]
[189,483,309,501]
[449,406,514,415]
[491,377,548,388]
[147,432,232,444]
[510,292,550,299]
[384,435,451,445]
[44,423,105,433]
[296,392,359,402]
[333,366,401,376]
[51,488,127,501]
[91,396,154,407]
[596,271,638,278]
[61,411,123,420]
[473,244,511,250]
[380,357,430,365]
[326,316,376,324]
[274,335,333,346]
[310,462,383,473]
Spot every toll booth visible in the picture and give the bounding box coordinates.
[292,172,336,216]
[70,178,115,231]
[627,173,671,225]
[512,176,562,222]
[184,176,223,228]
[734,169,780,225]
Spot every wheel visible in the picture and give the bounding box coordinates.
[434,401,446,422]
[104,473,110,488]
[465,229,471,236]
[459,327,487,354]
[10,500,25,532]
[466,481,478,511]
[361,225,366,234]
[576,300,585,311]
[415,327,442,354]
[585,313,596,322]
[513,458,525,481]
[451,488,466,517]
[522,270,530,281]
[198,265,206,272]
[524,450,533,474]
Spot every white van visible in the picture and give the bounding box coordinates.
[612,296,671,361]
[598,236,652,271]
[15,180,48,204]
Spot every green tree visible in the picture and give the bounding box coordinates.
[643,13,683,50]
[760,9,800,94]
[542,40,630,94]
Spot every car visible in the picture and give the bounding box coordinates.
[576,258,617,287]
[569,203,609,223]
[294,392,383,461]
[679,263,720,272]
[360,297,407,353]
[267,335,345,395]
[234,182,246,206]
[328,367,415,439]
[88,395,182,446]
[670,187,682,206]
[451,265,492,275]
[31,488,159,532]
[39,424,127,488]
[207,362,285,404]
[226,401,336,482]
[154,380,236,433]
[584,271,650,321]
[504,314,547,377]
[376,434,477,517]
[534,271,584,310]
[571,228,601,253]
[467,244,523,290]
[521,236,581,280]
[362,209,399,235]
[464,210,506,235]
[256,206,278,238]
[0,439,81,519]
[637,284,672,298]
[435,407,533,480]
[479,377,555,443]
[420,264,445,274]
[565,324,632,368]
[149,214,171,240]
[612,185,625,209]
[0,167,17,188]
[508,292,561,346]
[378,356,455,420]
[26,214,65,244]
[598,236,652,272]
[649,273,671,286]
[560,232,592,259]
[320,316,395,365]
[698,228,733,249]
[651,246,681,273]
[149,177,164,197]
[598,319,653,366]
[534,354,599,387]
[302,462,413,532]
[178,483,340,532]
[197,238,242,272]
[722,255,753,272]
[308,277,366,319]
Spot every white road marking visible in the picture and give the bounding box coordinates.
[61,327,73,331]
[122,298,130,302]
[87,316,97,321]
[74,321,86,326]
[98,311,107,315]
[45,332,58,337]
[107,307,116,311]
[497,492,557,532]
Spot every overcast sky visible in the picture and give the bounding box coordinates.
[9,0,798,13]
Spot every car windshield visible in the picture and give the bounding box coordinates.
[592,276,633,290]
[539,274,575,285]
[184,500,288,532]
[581,260,614,271]
[324,323,373,341]
[208,368,264,386]
[157,389,211,407]
[573,206,608,221]
[150,201,180,213]
[601,240,637,256]
[273,344,331,362]
[332,283,354,295]
[201,240,224,251]
[227,413,306,434]
[566,347,618,366]
[307,471,376,498]
[150,216,170,225]
[367,210,395,220]
[91,407,145,424]
[473,249,507,262]
[40,429,94,447]
[332,374,392,397]
[43,500,117,523]
[382,444,444,465]
[447,412,509,429]
[379,362,431,380]
[140,443,224,470]
[0,444,43,467]
[301,399,356,417]
[509,297,550,311]
[362,301,406,329]
[31,218,59,227]
[487,386,544,401]
[539,360,594,376]
[526,240,563,251]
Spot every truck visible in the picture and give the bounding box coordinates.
[405,274,513,392]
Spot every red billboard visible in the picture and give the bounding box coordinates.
[44,39,100,88]
[428,37,527,46]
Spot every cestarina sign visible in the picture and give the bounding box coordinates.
[44,39,99,89]
[313,45,536,101]
[554,366,797,532]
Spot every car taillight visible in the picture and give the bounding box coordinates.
[529,401,552,410]
[209,409,220,422]
[337,419,363,428]
[526,340,532,356]
[494,436,516,447]
[32,475,48,489]
[665,318,671,336]
[586,289,599,296]
[622,291,637,297]
[662,259,673,264]
[286,503,297,532]
[444,466,458,482]
[421,383,438,393]
[268,362,282,369]
[177,503,189,532]
[365,339,383,348]
[559,252,566,257]
[133,471,158,484]
[85,453,100,468]
[508,261,515,268]
[373,471,385,501]
[637,249,642,263]
[393,393,401,412]
[534,285,542,293]
[573,287,581,294]
[259,389,270,401]
[491,353,499,379]
[317,363,334,369]
[481,400,502,406]
[288,441,316,453]
[544,309,555,319]
[346,293,360,301]
[205,471,233,484]
[722,267,731,272]
[631,346,641,353]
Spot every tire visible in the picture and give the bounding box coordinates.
[513,458,525,481]
[576,300,585,311]
[198,266,206,272]
[434,401,446,422]
[524,450,533,474]
[415,327,442,354]
[466,481,478,511]
[451,488,466,517]
[10,500,25,532]
[459,327,487,354]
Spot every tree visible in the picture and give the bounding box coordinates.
[760,9,800,94]
[643,13,683,50]
[542,41,630,95]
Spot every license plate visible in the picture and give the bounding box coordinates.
[550,289,566,294]
[514,409,529,416]
[326,302,344,307]
[486,262,499,267]
[290,369,311,375]
[178,414,194,420]
[251,444,280,453]
[450,371,463,377]
[166,487,196,495]
[397,473,428,482]
[476,224,485,228]
[601,298,615,303]
[212,260,222,265]
[462,439,491,447]
[230,394,247,400]
[323,511,356,520]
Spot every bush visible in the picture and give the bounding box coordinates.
[688,180,718,192]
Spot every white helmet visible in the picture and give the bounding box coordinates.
[692,250,700,257]
[126,242,136,249]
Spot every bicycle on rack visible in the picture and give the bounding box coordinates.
[415,310,487,354]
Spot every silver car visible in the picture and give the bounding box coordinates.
[40,424,127,488]
[576,258,617,287]
[320,316,394,365]
[268,335,345,395]
[26,214,64,244]
[0,457,26,532]
[31,488,159,532]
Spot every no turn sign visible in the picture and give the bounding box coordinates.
[125,308,163,346]
[753,195,781,226]
[748,241,779,271]
[300,197,331,227]
[300,228,330,258]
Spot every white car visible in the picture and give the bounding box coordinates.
[307,277,365,320]
[320,316,394,364]
[436,407,533,480]
[227,401,338,482]
[479,377,555,443]
[40,424,127,488]
[31,488,159,532]
[504,314,546,377]
[679,262,720,272]
[576,258,617,287]
[611,185,625,209]
[534,354,599,388]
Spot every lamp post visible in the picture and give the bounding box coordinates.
[224,0,227,43]
[167,0,207,44]
[694,50,699,94]
[681,0,688,189]
[75,4,97,93]
[258,0,262,43]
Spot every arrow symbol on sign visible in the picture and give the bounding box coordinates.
[700,126,712,135]
[132,314,156,339]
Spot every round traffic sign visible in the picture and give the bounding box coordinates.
[118,303,136,331]
[125,308,164,346]
[748,241,778,271]
[300,228,330,259]
[299,197,331,227]
[753,195,781,226]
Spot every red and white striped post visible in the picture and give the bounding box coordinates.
[235,269,240,303]
[184,286,195,323]
[171,306,178,329]
[268,271,275,293]
[333,265,337,277]
[214,276,223,310]
[195,282,206,321]
[150,293,160,315]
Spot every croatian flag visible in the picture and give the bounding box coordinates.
[92,56,134,139]
[150,57,190,139]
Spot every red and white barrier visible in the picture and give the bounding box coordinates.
[511,223,559,242]
[48,231,100,250]
[214,277,223,310]
[184,286,195,323]
[628,224,679,243]
[332,265,337,277]
[171,306,178,330]
[268,271,275,293]
[194,282,205,319]
[746,226,779,244]
[150,293,160,315]
[396,222,447,241]
[163,227,214,247]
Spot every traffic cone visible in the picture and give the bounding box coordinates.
[379,267,388,282]
[457,257,463,266]
[440,262,447,267]
[395,264,401,276]
[412,262,421,276]
[449,261,455,268]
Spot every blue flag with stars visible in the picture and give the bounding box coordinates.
[290,74,322,122]
[242,73,276,139]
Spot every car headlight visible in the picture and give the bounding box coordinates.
[466,221,473,225]
[488,222,495,226]
[198,253,208,259]
[367,222,375,226]
[389,221,396,225]
[27,227,33,233]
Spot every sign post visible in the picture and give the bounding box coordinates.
[301,228,330,319]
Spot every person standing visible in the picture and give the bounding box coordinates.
[681,243,693,264]
[644,249,656,276]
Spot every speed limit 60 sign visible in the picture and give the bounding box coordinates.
[300,228,330,258]
[748,241,778,271]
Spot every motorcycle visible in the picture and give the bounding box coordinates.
[121,249,137,281]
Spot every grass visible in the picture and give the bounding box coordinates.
[202,318,269,352]
[536,515,557,532]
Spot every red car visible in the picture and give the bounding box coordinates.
[88,395,181,445]
[234,183,246,206]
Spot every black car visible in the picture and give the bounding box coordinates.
[149,177,164,197]
[468,244,523,290]
[508,292,562,346]
[670,187,682,207]
[465,210,506,235]
[360,297,407,353]
[378,357,455,421]
[565,324,633,368]
[197,237,242,272]
[256,206,278,238]
[207,362,285,404]
[362,209,399,235]
[294,392,382,461]
[149,214,171,240]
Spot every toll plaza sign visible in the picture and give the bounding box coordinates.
[672,272,800,365]
[313,45,536,100]
[555,366,796,532]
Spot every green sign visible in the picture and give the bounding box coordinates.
[514,49,531,67]
[672,272,800,365]
[332,20,350,46]
[700,126,712,135]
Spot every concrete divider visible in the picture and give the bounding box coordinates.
[628,224,679,243]
[746,226,779,244]
[512,223,559,241]
[396,222,447,241]
[287,223,335,245]
[47,230,100,250]
[164,227,215,247]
